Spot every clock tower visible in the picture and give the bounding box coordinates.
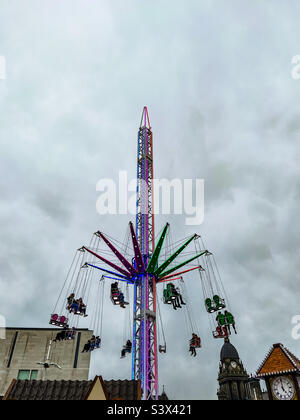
[217,339,257,400]
[256,343,300,400]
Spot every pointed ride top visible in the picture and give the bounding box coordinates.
[140,106,151,129]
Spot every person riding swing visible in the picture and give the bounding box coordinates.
[224,310,237,334]
[121,339,132,358]
[189,333,197,357]
[67,293,75,310]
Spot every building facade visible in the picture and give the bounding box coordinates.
[0,327,93,397]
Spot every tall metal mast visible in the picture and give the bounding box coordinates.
[133,106,158,400]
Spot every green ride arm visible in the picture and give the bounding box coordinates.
[154,234,197,277]
[158,250,207,279]
[147,223,169,274]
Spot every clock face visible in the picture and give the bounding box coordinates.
[272,376,295,400]
[231,361,237,368]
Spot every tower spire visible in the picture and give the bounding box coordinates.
[140,106,151,129]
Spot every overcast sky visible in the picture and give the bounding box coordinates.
[1,0,300,400]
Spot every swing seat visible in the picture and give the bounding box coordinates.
[111,293,120,305]
[213,295,226,310]
[58,316,68,327]
[49,314,68,327]
[213,326,228,339]
[49,314,59,325]
[205,298,217,313]
[190,337,201,348]
[163,297,172,304]
[74,307,87,316]
[163,287,177,305]
[111,288,121,302]
[159,345,167,353]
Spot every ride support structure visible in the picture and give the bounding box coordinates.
[50,107,234,401]
[133,107,157,400]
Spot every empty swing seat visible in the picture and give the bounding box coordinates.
[58,316,68,327]
[205,295,226,313]
[205,298,216,313]
[159,345,167,353]
[49,314,59,326]
[49,314,68,327]
[213,295,226,310]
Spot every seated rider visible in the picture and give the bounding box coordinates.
[189,333,197,357]
[111,282,119,294]
[216,311,226,328]
[95,336,101,348]
[169,283,176,295]
[167,283,180,309]
[125,340,132,352]
[67,327,76,340]
[174,287,186,309]
[224,310,237,334]
[170,286,185,310]
[215,311,229,337]
[78,298,88,317]
[194,335,201,348]
[90,335,96,351]
[54,325,69,342]
[54,330,63,342]
[121,340,132,358]
[119,292,126,308]
[70,299,80,314]
[81,340,91,353]
[215,325,228,338]
[67,293,75,309]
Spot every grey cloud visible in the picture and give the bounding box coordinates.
[1,0,300,400]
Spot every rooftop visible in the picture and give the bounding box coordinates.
[3,377,142,400]
[220,341,240,361]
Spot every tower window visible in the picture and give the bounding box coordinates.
[17,370,38,380]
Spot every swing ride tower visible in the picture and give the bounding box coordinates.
[133,107,157,400]
[80,107,207,400]
[50,107,236,402]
